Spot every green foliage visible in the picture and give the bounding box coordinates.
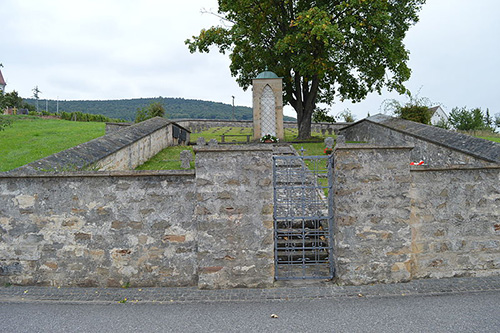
[383,91,433,124]
[448,107,491,131]
[0,90,35,111]
[186,0,426,138]
[58,111,124,123]
[434,117,451,130]
[135,102,166,123]
[312,108,335,123]
[32,86,41,111]
[484,109,495,132]
[0,115,12,131]
[337,109,356,123]
[398,105,432,124]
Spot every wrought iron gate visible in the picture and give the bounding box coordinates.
[273,155,335,280]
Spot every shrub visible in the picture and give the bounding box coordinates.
[135,102,166,123]
[448,107,489,131]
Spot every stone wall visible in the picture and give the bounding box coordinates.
[105,122,133,134]
[0,171,197,287]
[333,143,414,284]
[339,114,500,166]
[194,146,274,289]
[409,167,500,279]
[0,146,274,289]
[105,119,351,138]
[333,142,500,285]
[170,119,350,135]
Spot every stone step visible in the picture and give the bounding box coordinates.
[275,264,332,279]
[276,238,328,246]
[277,250,330,261]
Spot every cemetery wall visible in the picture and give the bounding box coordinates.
[409,167,500,279]
[0,146,274,289]
[0,171,198,287]
[193,146,274,289]
[333,142,500,285]
[339,114,500,167]
[107,119,350,136]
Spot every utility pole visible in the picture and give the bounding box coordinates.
[232,96,235,120]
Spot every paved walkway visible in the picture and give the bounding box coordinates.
[1,276,499,304]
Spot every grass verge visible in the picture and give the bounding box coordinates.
[0,115,105,172]
[135,146,194,170]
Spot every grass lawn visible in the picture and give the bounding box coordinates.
[135,146,194,170]
[478,136,500,143]
[189,126,326,143]
[0,115,105,172]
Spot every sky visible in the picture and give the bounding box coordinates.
[1,0,499,121]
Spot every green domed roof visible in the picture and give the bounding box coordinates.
[255,70,279,79]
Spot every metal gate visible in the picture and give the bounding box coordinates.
[273,154,334,280]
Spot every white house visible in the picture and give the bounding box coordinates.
[0,69,6,93]
[429,106,447,125]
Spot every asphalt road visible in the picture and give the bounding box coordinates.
[1,291,499,333]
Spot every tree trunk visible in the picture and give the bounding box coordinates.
[293,76,319,140]
[297,109,312,139]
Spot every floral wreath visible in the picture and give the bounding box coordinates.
[260,134,279,143]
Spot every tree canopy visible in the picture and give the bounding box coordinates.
[186,0,426,138]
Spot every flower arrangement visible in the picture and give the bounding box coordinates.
[260,134,279,143]
[324,148,333,155]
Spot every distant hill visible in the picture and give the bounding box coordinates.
[24,97,297,122]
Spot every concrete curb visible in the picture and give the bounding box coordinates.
[1,276,499,305]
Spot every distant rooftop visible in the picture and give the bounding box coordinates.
[0,69,6,87]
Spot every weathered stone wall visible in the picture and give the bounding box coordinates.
[105,122,133,134]
[409,167,500,278]
[333,142,500,285]
[0,146,274,289]
[97,124,170,171]
[194,146,274,289]
[0,171,197,287]
[172,119,349,135]
[333,143,414,285]
[339,114,500,167]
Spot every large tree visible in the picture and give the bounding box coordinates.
[186,0,425,138]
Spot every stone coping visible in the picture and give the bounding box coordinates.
[0,169,195,179]
[170,118,351,125]
[193,145,274,153]
[335,143,415,150]
[409,165,500,172]
[345,114,500,164]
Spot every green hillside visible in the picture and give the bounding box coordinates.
[25,97,297,122]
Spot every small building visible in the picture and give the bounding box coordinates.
[428,105,447,125]
[252,69,284,141]
[0,69,6,93]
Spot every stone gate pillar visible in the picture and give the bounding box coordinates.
[252,70,284,141]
